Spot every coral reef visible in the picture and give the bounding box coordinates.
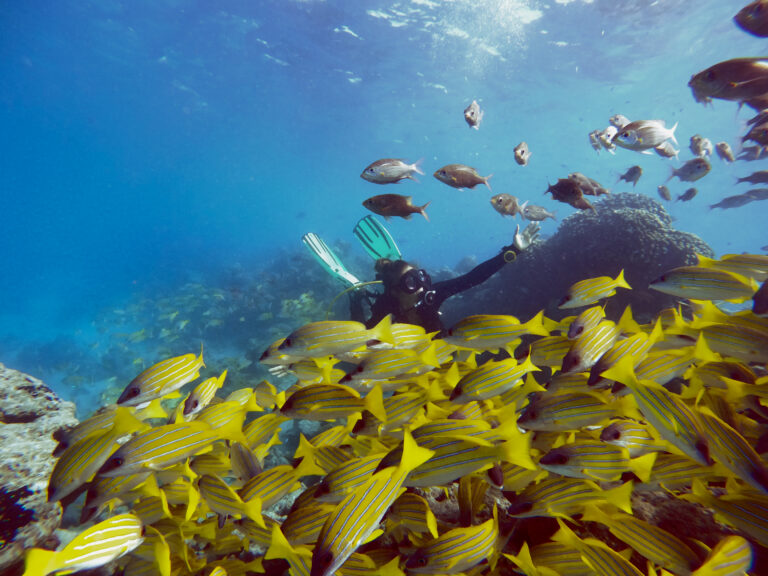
[0,364,78,574]
[445,193,714,325]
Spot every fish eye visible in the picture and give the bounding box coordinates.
[356,365,364,373]
[368,168,375,173]
[705,71,716,81]
[609,429,621,440]
[551,453,569,465]
[440,170,446,176]
[125,386,140,399]
[316,551,334,568]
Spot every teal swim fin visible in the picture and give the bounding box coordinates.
[353,215,402,261]
[302,233,361,287]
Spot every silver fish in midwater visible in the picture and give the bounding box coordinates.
[668,157,711,182]
[514,142,531,166]
[464,100,483,129]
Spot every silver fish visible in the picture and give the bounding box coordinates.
[599,126,618,154]
[668,157,711,182]
[654,141,679,159]
[589,130,602,153]
[514,142,531,166]
[715,141,735,163]
[521,202,556,221]
[361,159,424,184]
[464,100,483,129]
[613,120,678,152]
[609,114,631,129]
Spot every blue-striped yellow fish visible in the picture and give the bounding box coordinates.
[692,535,752,576]
[310,430,433,576]
[183,369,226,417]
[558,270,631,309]
[23,514,143,576]
[567,305,606,339]
[405,508,499,574]
[600,420,665,457]
[538,441,655,482]
[48,430,119,503]
[443,311,549,352]
[581,505,699,575]
[198,473,264,527]
[313,455,384,503]
[386,492,438,539]
[80,471,153,523]
[96,421,218,477]
[637,453,727,492]
[280,383,386,422]
[117,347,204,407]
[701,323,768,364]
[530,542,591,576]
[340,345,440,383]
[277,315,393,358]
[529,335,573,367]
[450,356,538,403]
[552,519,644,576]
[603,356,712,466]
[697,253,768,282]
[561,320,620,373]
[517,391,616,432]
[53,405,148,457]
[649,265,758,303]
[282,501,336,545]
[506,478,633,518]
[239,464,303,509]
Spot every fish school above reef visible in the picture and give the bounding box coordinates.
[5,252,768,576]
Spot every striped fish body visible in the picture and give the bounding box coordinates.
[48,430,119,503]
[386,493,438,538]
[698,408,768,493]
[559,270,631,309]
[240,465,302,509]
[118,349,204,407]
[342,346,439,383]
[23,514,144,576]
[604,357,712,466]
[280,384,364,421]
[313,456,383,503]
[243,413,287,453]
[183,370,226,417]
[529,335,573,367]
[507,478,631,519]
[553,520,644,576]
[444,311,549,352]
[562,321,620,373]
[701,323,768,363]
[310,432,433,576]
[600,420,665,457]
[697,253,768,282]
[80,471,152,523]
[588,331,654,388]
[684,487,768,549]
[278,316,393,358]
[198,474,263,526]
[498,462,543,492]
[530,542,592,576]
[450,356,538,403]
[517,391,613,432]
[96,421,218,477]
[538,441,633,482]
[649,266,757,303]
[692,535,752,576]
[686,360,756,390]
[567,305,605,339]
[637,453,727,491]
[635,349,695,385]
[195,400,248,444]
[405,512,498,574]
[53,405,148,457]
[282,502,336,545]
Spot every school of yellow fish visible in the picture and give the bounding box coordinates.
[26,253,768,576]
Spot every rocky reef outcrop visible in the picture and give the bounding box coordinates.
[0,364,78,575]
[446,193,714,325]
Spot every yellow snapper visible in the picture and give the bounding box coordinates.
[48,430,119,503]
[443,311,549,352]
[198,473,264,527]
[558,270,631,309]
[117,347,204,407]
[649,265,758,303]
[561,320,620,373]
[53,405,148,457]
[600,420,666,457]
[567,305,605,339]
[449,356,539,403]
[310,431,433,576]
[23,514,144,576]
[183,369,226,417]
[405,508,499,574]
[280,383,386,422]
[692,535,752,576]
[506,477,633,518]
[696,252,768,282]
[538,441,654,482]
[277,315,393,358]
[552,519,644,576]
[386,492,438,539]
[96,421,219,477]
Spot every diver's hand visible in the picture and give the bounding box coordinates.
[513,222,540,251]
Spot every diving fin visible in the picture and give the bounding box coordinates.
[353,215,402,261]
[302,233,361,287]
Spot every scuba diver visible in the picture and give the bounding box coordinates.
[302,216,540,333]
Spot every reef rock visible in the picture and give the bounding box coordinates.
[0,364,78,575]
[447,193,713,324]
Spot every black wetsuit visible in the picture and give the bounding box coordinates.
[351,246,520,333]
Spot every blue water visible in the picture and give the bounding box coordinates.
[1,0,765,415]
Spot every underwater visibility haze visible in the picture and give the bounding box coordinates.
[2,2,768,574]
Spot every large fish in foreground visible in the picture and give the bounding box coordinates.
[689,57,768,104]
[117,348,204,407]
[23,514,143,576]
[310,431,433,576]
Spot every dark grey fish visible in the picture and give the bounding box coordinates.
[709,193,758,210]
[747,187,768,199]
[737,145,767,161]
[677,188,698,202]
[568,172,609,196]
[743,121,768,146]
[657,185,672,202]
[737,170,768,184]
[735,0,768,38]
[618,165,643,187]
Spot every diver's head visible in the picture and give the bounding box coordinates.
[375,258,432,310]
